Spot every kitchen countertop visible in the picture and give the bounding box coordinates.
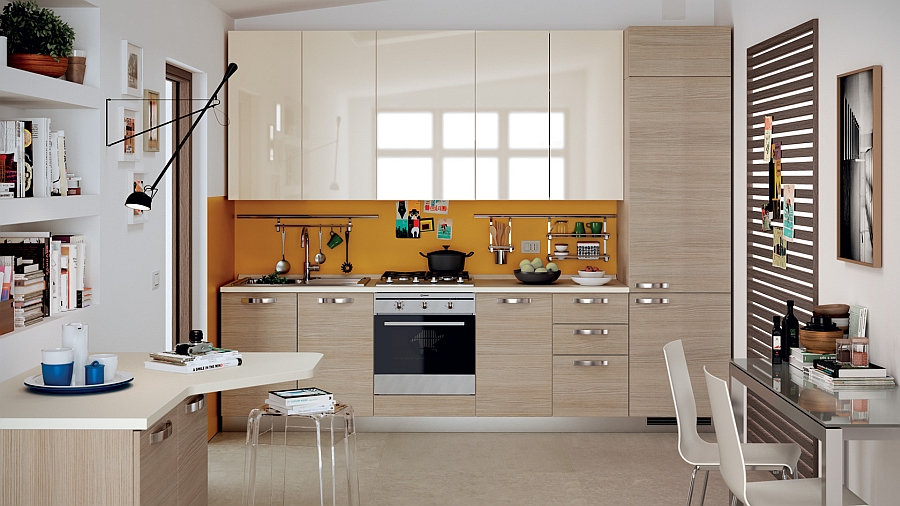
[220,275,629,293]
[0,352,322,430]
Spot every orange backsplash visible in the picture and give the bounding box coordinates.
[228,200,617,277]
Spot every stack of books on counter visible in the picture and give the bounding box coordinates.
[144,347,242,373]
[267,388,335,415]
[807,359,895,391]
[789,348,835,373]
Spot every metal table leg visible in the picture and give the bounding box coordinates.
[822,427,843,506]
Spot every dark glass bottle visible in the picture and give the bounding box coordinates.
[782,300,800,350]
[772,316,783,364]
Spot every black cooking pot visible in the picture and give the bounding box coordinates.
[419,245,474,273]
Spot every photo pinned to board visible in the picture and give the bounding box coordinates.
[763,115,773,162]
[772,227,787,269]
[437,218,453,240]
[420,218,435,233]
[783,184,795,241]
[761,208,771,231]
[424,200,449,214]
[394,200,420,239]
[773,142,782,217]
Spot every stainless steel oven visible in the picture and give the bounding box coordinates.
[374,292,475,395]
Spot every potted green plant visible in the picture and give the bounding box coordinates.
[0,1,74,78]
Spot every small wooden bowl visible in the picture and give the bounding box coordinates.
[8,54,68,78]
[813,304,850,317]
[799,328,844,354]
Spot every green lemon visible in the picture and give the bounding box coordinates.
[530,257,543,269]
[546,262,559,272]
[535,267,549,273]
[520,264,535,273]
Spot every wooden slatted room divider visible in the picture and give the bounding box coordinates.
[746,19,819,360]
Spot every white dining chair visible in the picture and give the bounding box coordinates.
[664,340,802,506]
[704,367,867,506]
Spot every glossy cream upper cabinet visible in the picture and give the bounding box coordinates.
[227,32,303,200]
[475,31,550,200]
[302,31,376,199]
[550,31,623,200]
[375,31,475,200]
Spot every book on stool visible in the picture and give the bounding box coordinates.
[267,387,335,414]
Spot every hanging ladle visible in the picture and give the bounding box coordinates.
[275,225,290,274]
[314,227,326,265]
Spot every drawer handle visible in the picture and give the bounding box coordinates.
[574,360,608,367]
[574,298,608,304]
[635,298,669,304]
[636,282,669,289]
[318,297,354,304]
[149,420,172,445]
[497,298,531,304]
[185,395,205,414]
[242,297,276,304]
[573,329,609,335]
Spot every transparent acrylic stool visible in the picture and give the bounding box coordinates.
[243,403,360,506]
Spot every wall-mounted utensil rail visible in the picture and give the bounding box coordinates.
[473,214,615,263]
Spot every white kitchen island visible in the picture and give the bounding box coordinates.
[0,352,322,506]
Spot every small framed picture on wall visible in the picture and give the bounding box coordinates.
[121,40,143,97]
[128,170,148,225]
[118,107,141,162]
[143,89,160,152]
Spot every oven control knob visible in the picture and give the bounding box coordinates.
[431,277,438,284]
[386,276,393,284]
[394,301,404,310]
[413,276,420,284]
[422,301,428,309]
[447,301,454,310]
[457,276,464,284]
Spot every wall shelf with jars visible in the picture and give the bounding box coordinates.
[473,213,615,263]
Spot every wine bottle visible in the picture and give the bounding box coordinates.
[772,316,783,364]
[782,300,800,351]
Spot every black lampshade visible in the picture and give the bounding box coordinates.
[124,190,152,211]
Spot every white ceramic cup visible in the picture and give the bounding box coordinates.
[88,354,118,382]
[554,244,568,252]
[42,347,74,365]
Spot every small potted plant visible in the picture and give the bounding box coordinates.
[0,1,74,78]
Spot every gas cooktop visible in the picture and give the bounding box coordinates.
[376,271,473,286]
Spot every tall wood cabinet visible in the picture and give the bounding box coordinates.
[620,27,732,417]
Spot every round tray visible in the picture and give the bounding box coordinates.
[514,269,562,285]
[24,371,134,394]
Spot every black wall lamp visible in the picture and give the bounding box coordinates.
[110,62,238,211]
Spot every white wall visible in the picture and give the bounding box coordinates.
[0,0,232,381]
[729,1,900,503]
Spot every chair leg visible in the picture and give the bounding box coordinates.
[686,466,699,506]
[697,469,710,506]
[730,493,738,506]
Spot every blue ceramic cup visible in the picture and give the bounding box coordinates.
[42,362,74,386]
[84,360,105,385]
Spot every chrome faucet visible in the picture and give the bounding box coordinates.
[300,227,320,283]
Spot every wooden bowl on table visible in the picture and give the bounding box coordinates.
[813,304,850,318]
[799,328,844,354]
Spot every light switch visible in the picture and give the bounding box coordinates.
[152,270,160,290]
[521,241,541,254]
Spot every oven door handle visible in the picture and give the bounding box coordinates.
[382,321,467,327]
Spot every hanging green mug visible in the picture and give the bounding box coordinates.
[574,222,586,237]
[327,230,343,249]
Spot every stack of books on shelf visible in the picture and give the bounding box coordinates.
[789,348,835,373]
[807,359,895,391]
[144,347,243,373]
[267,388,335,415]
[0,120,70,198]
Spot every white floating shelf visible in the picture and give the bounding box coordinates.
[0,194,101,226]
[0,305,93,344]
[0,65,100,109]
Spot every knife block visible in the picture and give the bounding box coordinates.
[0,299,13,336]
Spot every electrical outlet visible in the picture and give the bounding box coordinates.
[521,241,541,254]
[152,270,160,290]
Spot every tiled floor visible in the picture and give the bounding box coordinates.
[209,431,773,506]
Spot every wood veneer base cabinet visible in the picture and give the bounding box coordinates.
[553,355,628,417]
[0,396,208,506]
[221,292,298,417]
[475,294,552,416]
[297,293,374,416]
[628,293,731,417]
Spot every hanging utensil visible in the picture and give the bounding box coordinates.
[275,226,290,274]
[341,228,353,273]
[314,227,326,265]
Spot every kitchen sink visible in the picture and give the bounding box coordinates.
[235,276,369,287]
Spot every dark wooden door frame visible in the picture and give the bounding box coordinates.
[166,64,193,345]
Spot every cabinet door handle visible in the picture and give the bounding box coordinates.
[635,282,669,289]
[635,298,669,304]
[574,360,608,367]
[242,297,276,304]
[318,297,354,304]
[574,298,608,304]
[149,420,173,445]
[185,395,205,414]
[497,298,531,304]
[573,329,609,335]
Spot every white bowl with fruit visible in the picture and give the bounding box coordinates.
[577,266,606,278]
[514,258,561,284]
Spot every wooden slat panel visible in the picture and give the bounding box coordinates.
[749,90,814,114]
[748,187,813,200]
[747,390,818,479]
[746,210,814,229]
[748,278,813,307]
[747,48,814,80]
[749,76,814,102]
[748,160,814,171]
[748,133,813,149]
[747,33,814,68]
[746,263,815,300]
[748,256,816,285]
[749,119,814,137]
[749,62,814,92]
[748,105,815,126]
[748,20,815,56]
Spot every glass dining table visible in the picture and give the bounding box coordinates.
[730,358,900,506]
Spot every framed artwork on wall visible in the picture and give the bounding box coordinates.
[837,65,882,267]
[118,107,141,162]
[121,41,143,97]
[143,89,160,152]
[127,170,148,225]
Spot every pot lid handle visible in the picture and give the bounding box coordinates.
[465,251,475,257]
[419,252,429,257]
[442,245,450,250]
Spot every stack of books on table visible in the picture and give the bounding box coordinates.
[807,360,895,391]
[144,347,242,373]
[267,388,335,415]
[789,348,835,373]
